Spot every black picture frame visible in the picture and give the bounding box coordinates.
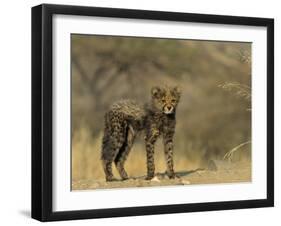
[31,3,274,222]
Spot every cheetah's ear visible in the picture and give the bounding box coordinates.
[151,86,162,99]
[173,86,182,98]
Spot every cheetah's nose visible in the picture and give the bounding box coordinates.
[167,106,172,110]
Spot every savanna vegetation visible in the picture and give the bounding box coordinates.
[71,35,251,187]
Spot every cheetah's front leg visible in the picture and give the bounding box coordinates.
[145,128,159,180]
[163,133,176,179]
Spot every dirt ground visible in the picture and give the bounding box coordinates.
[72,160,251,190]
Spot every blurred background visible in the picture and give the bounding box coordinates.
[71,34,251,182]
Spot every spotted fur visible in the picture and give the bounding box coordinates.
[101,86,181,181]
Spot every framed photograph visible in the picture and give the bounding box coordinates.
[32,4,274,221]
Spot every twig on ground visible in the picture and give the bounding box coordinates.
[223,140,251,162]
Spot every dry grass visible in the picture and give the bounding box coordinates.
[72,127,201,181]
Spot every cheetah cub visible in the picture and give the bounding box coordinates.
[101,86,181,181]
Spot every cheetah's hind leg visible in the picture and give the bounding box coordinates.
[114,125,136,180]
[102,133,126,182]
[102,160,118,182]
[101,135,118,182]
[101,121,126,182]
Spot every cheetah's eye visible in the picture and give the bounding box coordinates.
[161,99,166,103]
[171,99,176,103]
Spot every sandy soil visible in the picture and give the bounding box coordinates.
[72,160,251,190]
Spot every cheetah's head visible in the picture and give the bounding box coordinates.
[151,86,181,114]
